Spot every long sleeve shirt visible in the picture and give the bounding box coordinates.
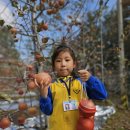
[39,75,107,115]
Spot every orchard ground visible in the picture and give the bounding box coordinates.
[0,85,130,130]
[97,92,130,130]
[100,107,130,130]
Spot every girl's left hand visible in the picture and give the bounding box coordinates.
[78,70,91,82]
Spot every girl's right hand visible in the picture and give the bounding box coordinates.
[34,78,51,98]
[34,72,52,98]
[40,83,50,98]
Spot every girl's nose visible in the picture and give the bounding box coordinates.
[61,60,66,66]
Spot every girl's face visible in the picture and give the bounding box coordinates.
[54,51,76,77]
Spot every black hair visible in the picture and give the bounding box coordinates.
[51,45,78,78]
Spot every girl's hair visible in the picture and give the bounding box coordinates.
[51,45,78,78]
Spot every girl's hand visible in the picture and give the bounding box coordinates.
[34,72,52,98]
[78,70,91,82]
[34,78,51,98]
[40,83,50,98]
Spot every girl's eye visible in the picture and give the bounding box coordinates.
[66,59,70,62]
[55,59,61,62]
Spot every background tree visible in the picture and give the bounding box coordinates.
[0,27,21,91]
[122,0,130,105]
[0,0,130,129]
[0,0,98,129]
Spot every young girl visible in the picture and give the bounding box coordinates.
[39,45,107,130]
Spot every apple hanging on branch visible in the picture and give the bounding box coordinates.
[58,0,65,6]
[32,52,46,62]
[18,88,24,95]
[17,114,26,126]
[37,22,48,32]
[0,117,11,129]
[18,102,28,111]
[9,27,17,34]
[27,106,38,116]
[26,64,34,71]
[27,80,37,91]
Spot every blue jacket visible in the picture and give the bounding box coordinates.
[39,75,107,115]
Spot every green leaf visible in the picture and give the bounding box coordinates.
[6,25,13,30]
[18,12,24,17]
[0,20,5,26]
[12,1,18,8]
[23,5,28,11]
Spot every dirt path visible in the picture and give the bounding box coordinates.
[100,107,130,130]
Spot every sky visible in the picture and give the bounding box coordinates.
[0,0,117,25]
[0,0,14,25]
[0,0,117,61]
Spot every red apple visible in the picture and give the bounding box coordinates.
[47,9,53,15]
[28,73,35,79]
[26,65,34,71]
[42,37,48,43]
[27,80,36,90]
[35,53,42,60]
[41,23,48,30]
[34,72,52,86]
[31,0,36,2]
[16,78,23,83]
[28,107,37,116]
[0,117,11,129]
[18,89,24,95]
[18,102,28,111]
[59,0,64,6]
[17,115,26,125]
[41,0,46,3]
[10,27,17,34]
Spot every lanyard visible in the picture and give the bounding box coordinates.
[59,77,72,99]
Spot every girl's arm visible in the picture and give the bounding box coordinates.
[39,87,53,115]
[85,75,107,100]
[78,70,107,100]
